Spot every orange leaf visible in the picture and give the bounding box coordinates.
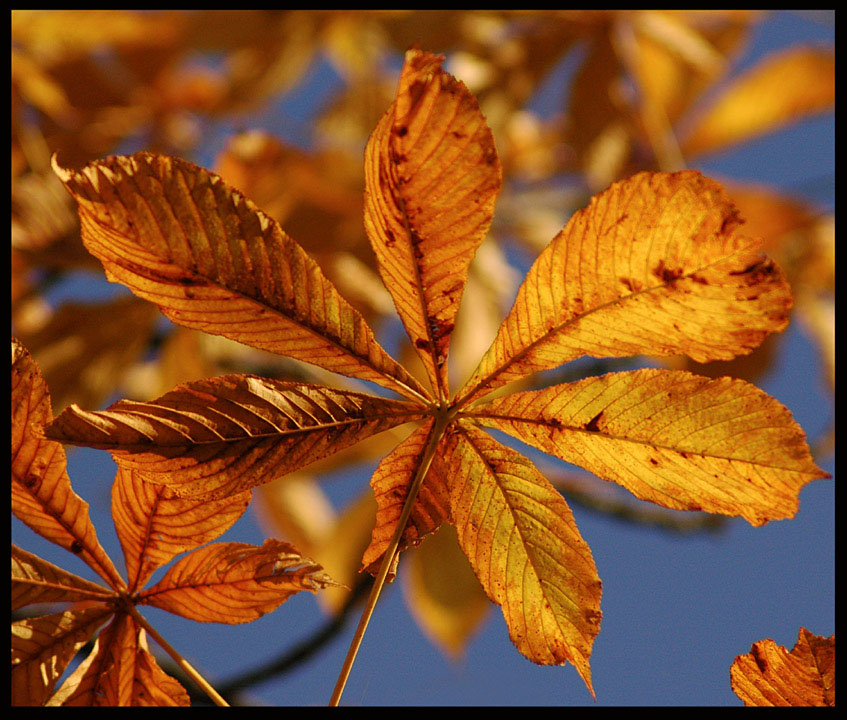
[112,466,251,591]
[360,418,452,576]
[12,544,113,611]
[12,606,112,706]
[45,374,425,499]
[446,421,602,695]
[139,539,336,624]
[457,171,792,404]
[730,628,835,706]
[12,338,124,589]
[51,152,428,403]
[683,47,835,157]
[471,368,828,526]
[364,49,502,400]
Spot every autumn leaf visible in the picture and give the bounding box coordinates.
[12,338,337,706]
[730,628,835,706]
[41,48,828,701]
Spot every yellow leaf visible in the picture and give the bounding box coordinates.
[683,47,835,157]
[12,338,124,589]
[51,152,428,403]
[457,171,792,404]
[12,544,113,611]
[471,368,828,526]
[11,606,112,706]
[446,422,602,695]
[112,467,251,591]
[730,628,835,706]
[44,374,425,499]
[139,539,336,624]
[364,49,502,400]
[360,418,452,576]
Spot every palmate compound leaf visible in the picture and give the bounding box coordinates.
[456,170,793,405]
[468,369,829,526]
[50,151,429,404]
[364,49,502,400]
[730,628,835,707]
[45,374,425,499]
[12,338,124,590]
[138,538,337,624]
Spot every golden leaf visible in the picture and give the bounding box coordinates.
[12,338,124,589]
[112,467,251,591]
[139,539,336,624]
[446,422,602,695]
[364,49,502,399]
[730,628,835,706]
[471,368,828,526]
[457,171,792,404]
[45,374,425,499]
[51,152,427,402]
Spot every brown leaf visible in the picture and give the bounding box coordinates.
[457,171,792,404]
[730,628,835,706]
[112,466,251,591]
[51,151,428,402]
[471,368,829,526]
[139,539,337,624]
[12,338,124,589]
[12,544,113,611]
[446,422,602,695]
[364,49,502,399]
[12,606,112,706]
[45,374,425,499]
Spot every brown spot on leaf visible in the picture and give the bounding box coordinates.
[584,411,604,433]
[652,259,685,283]
[70,541,84,554]
[396,125,408,137]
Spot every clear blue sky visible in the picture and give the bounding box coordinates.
[14,10,833,706]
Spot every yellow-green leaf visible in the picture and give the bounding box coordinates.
[52,152,428,403]
[139,539,336,623]
[457,171,792,404]
[446,421,602,695]
[44,374,425,499]
[364,49,502,400]
[470,368,829,526]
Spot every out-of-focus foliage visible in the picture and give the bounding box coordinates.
[12,10,833,667]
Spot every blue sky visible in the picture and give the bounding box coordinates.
[13,10,833,706]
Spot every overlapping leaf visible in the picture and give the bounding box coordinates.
[45,374,425,499]
[139,539,336,623]
[730,628,835,706]
[51,152,427,402]
[469,368,828,526]
[364,49,502,399]
[457,170,793,404]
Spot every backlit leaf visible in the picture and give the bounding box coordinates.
[112,466,251,591]
[11,606,111,706]
[51,152,428,402]
[12,544,113,611]
[364,49,502,399]
[446,421,602,695]
[12,338,124,589]
[470,368,828,526]
[139,539,336,623]
[45,374,425,499]
[730,628,835,706]
[457,171,792,404]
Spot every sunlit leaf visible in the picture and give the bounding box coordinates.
[139,539,336,623]
[457,171,792,404]
[730,628,835,706]
[364,49,502,399]
[446,421,602,695]
[51,152,428,402]
[471,368,828,526]
[45,374,425,499]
